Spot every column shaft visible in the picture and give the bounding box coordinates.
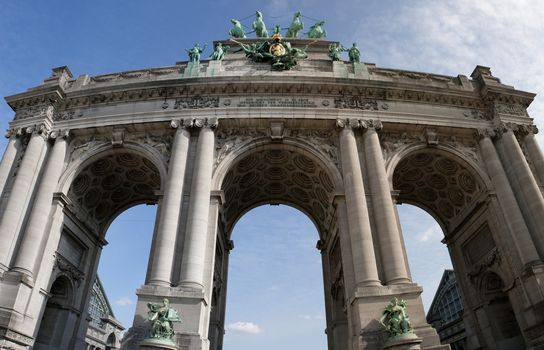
[13,136,68,278]
[338,126,380,287]
[179,126,215,289]
[479,135,540,264]
[363,127,410,284]
[523,132,544,187]
[498,129,544,258]
[0,136,21,198]
[148,127,191,286]
[0,130,48,271]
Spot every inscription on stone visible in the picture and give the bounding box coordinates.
[237,98,317,108]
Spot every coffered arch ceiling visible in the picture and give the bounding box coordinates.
[220,146,337,239]
[393,151,484,232]
[67,152,161,234]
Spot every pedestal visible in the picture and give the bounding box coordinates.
[183,62,200,78]
[332,61,348,78]
[140,338,179,350]
[206,61,222,77]
[382,334,424,350]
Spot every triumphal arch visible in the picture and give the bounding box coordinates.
[1,13,544,350]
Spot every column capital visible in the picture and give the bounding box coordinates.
[26,123,50,140]
[475,127,496,140]
[516,124,538,137]
[361,119,383,131]
[336,118,361,129]
[181,117,219,129]
[49,129,70,141]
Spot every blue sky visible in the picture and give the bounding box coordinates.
[1,1,543,349]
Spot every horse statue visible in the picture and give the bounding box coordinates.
[306,20,326,39]
[286,11,304,38]
[229,19,246,38]
[252,11,269,37]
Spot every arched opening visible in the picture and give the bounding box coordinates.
[211,143,341,350]
[35,150,162,348]
[478,272,525,349]
[392,148,524,349]
[224,205,326,350]
[35,276,74,349]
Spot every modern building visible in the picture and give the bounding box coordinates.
[85,277,124,350]
[426,270,467,350]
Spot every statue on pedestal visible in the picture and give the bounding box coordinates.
[186,43,206,63]
[379,297,413,339]
[210,43,230,61]
[147,298,182,342]
[328,43,344,61]
[347,43,360,63]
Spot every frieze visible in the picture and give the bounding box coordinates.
[173,96,219,109]
[380,132,422,162]
[14,105,54,121]
[334,98,389,110]
[467,248,501,284]
[463,109,490,120]
[53,110,83,121]
[494,103,528,117]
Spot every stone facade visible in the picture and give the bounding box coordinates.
[0,37,543,350]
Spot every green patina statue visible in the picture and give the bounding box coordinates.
[347,42,361,63]
[253,11,269,38]
[229,19,246,38]
[210,43,230,61]
[231,33,308,71]
[379,298,414,339]
[286,11,304,38]
[186,43,206,63]
[273,24,282,36]
[307,20,326,39]
[328,43,344,61]
[147,298,182,341]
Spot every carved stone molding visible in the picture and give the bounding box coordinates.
[467,248,501,284]
[214,127,268,168]
[53,253,85,286]
[494,103,528,117]
[173,96,219,109]
[334,97,389,110]
[14,104,54,121]
[361,119,383,131]
[290,129,339,168]
[0,327,34,346]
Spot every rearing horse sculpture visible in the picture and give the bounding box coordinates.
[252,11,269,38]
[286,11,304,38]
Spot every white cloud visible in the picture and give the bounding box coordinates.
[226,321,263,334]
[299,314,324,320]
[417,223,442,242]
[115,297,134,306]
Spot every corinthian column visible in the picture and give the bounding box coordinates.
[337,119,381,287]
[0,125,49,272]
[478,129,540,264]
[179,118,217,289]
[362,120,410,284]
[147,121,191,287]
[12,130,69,279]
[495,124,544,258]
[0,130,22,198]
[520,125,544,187]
